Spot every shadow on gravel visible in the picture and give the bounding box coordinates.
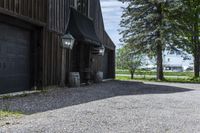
[0,80,193,114]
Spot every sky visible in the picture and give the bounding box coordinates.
[100,0,126,48]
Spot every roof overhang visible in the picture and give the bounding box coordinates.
[66,8,101,46]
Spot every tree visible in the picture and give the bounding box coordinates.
[127,52,142,79]
[116,48,127,69]
[119,0,183,80]
[174,0,200,77]
[116,45,142,79]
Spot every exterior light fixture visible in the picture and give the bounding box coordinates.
[91,45,105,56]
[99,45,105,56]
[61,33,75,49]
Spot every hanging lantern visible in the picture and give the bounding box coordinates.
[61,33,75,49]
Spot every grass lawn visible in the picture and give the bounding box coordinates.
[0,110,23,118]
[116,69,194,77]
[116,76,200,83]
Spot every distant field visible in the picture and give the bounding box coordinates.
[116,69,194,77]
[116,76,200,83]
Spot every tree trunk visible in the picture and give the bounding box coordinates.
[193,36,200,78]
[194,52,199,78]
[193,14,200,78]
[156,43,164,80]
[131,73,134,79]
[156,4,164,81]
[130,70,135,79]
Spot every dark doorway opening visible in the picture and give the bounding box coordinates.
[71,42,91,83]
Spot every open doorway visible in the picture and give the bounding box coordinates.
[71,42,91,83]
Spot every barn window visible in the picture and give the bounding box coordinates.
[74,0,90,16]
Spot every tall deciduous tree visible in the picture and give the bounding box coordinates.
[116,45,142,79]
[119,0,182,80]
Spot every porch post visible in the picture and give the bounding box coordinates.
[60,48,67,87]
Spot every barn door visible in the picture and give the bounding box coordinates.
[0,23,31,94]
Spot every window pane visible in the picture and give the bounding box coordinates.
[75,0,89,16]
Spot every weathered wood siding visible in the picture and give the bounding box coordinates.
[0,0,64,86]
[89,0,104,46]
[89,0,115,78]
[88,0,102,75]
[48,0,70,33]
[41,29,63,86]
[103,31,115,50]
[0,0,47,23]
[0,0,115,87]
[41,0,75,86]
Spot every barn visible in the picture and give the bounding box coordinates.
[0,0,115,94]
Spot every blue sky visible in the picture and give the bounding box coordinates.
[100,0,126,48]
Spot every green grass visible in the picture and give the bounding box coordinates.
[116,76,200,83]
[0,110,23,118]
[0,95,13,99]
[0,93,29,99]
[116,69,194,77]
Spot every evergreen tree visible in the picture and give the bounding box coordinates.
[119,0,182,80]
[175,0,200,77]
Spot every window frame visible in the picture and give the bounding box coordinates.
[74,0,90,17]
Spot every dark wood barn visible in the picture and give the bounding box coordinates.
[0,0,115,94]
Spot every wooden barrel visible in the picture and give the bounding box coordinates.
[69,72,80,87]
[95,71,103,83]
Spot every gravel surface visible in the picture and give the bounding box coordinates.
[0,80,200,133]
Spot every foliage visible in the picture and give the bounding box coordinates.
[119,0,182,52]
[191,77,200,82]
[119,0,185,80]
[116,76,200,83]
[174,0,200,50]
[116,48,130,69]
[119,0,200,79]
[172,0,200,77]
[116,45,143,79]
[116,70,194,77]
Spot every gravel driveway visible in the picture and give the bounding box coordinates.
[1,80,200,133]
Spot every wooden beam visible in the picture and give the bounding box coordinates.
[0,7,46,26]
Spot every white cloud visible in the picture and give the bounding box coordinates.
[100,0,126,48]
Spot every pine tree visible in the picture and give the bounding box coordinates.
[175,0,200,77]
[119,0,183,80]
